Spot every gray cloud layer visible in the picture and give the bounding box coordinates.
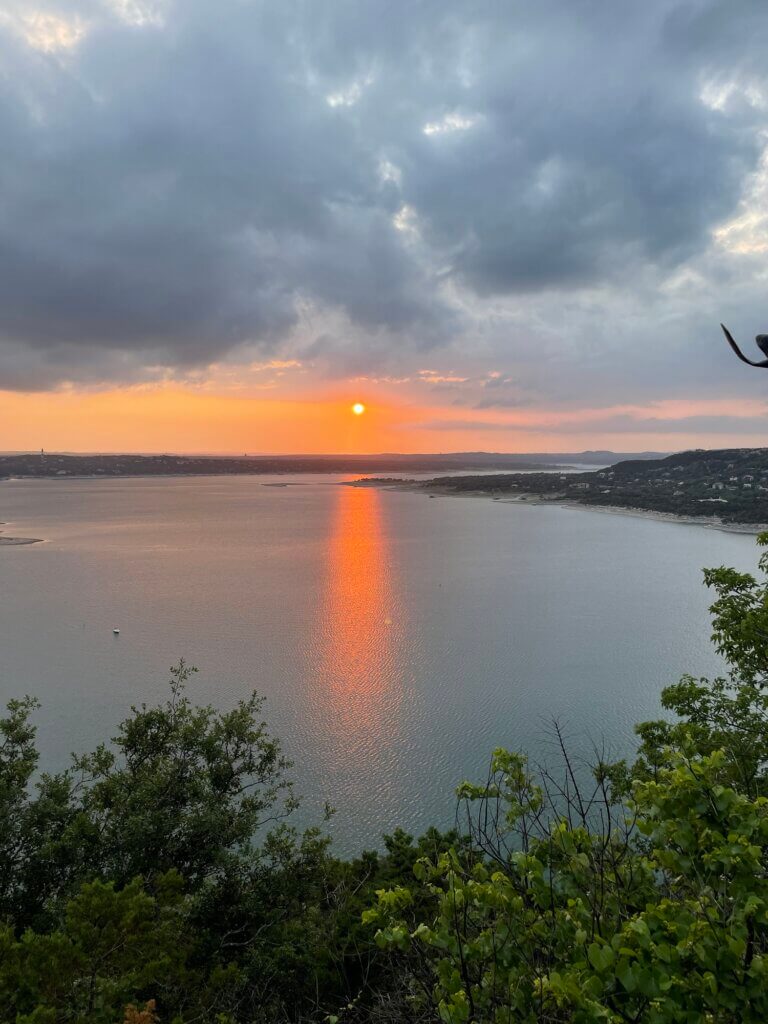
[1,0,767,395]
[423,412,768,435]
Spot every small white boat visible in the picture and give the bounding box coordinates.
[112,628,120,635]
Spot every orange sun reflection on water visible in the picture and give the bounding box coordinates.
[315,484,403,760]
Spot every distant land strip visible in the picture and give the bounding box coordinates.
[0,451,663,479]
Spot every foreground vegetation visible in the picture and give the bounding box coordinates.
[4,539,768,1021]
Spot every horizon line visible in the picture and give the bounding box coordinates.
[0,448,677,458]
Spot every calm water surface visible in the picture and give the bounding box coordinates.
[0,476,758,852]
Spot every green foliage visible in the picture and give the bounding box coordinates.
[0,660,302,931]
[705,530,768,679]
[72,659,299,888]
[0,662,456,1022]
[370,750,768,1022]
[634,531,768,797]
[0,876,187,1024]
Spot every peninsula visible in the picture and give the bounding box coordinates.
[357,448,768,527]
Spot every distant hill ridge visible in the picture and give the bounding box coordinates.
[422,448,768,525]
[609,447,768,476]
[0,450,665,478]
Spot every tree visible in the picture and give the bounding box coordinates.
[0,662,337,1021]
[71,659,297,889]
[0,876,187,1024]
[0,662,456,1022]
[0,660,300,930]
[634,530,768,795]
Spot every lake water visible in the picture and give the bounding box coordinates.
[0,475,759,853]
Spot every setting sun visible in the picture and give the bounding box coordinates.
[352,402,366,416]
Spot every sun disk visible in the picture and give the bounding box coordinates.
[352,402,366,416]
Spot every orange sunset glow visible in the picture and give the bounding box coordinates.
[1,386,768,454]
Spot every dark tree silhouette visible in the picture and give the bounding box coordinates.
[721,323,768,367]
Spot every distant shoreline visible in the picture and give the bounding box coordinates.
[0,452,622,481]
[348,479,768,535]
[0,517,42,547]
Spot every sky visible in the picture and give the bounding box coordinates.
[1,0,768,453]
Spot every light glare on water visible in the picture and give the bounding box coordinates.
[314,486,404,768]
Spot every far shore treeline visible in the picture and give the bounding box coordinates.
[0,450,649,480]
[3,536,768,1022]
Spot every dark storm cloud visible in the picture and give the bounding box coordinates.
[0,0,452,386]
[0,0,767,388]
[577,413,768,435]
[475,396,532,410]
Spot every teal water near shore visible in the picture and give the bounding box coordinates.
[0,475,757,852]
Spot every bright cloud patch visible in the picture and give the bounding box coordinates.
[422,111,480,136]
[326,74,374,108]
[3,9,86,52]
[107,0,166,28]
[714,148,768,255]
